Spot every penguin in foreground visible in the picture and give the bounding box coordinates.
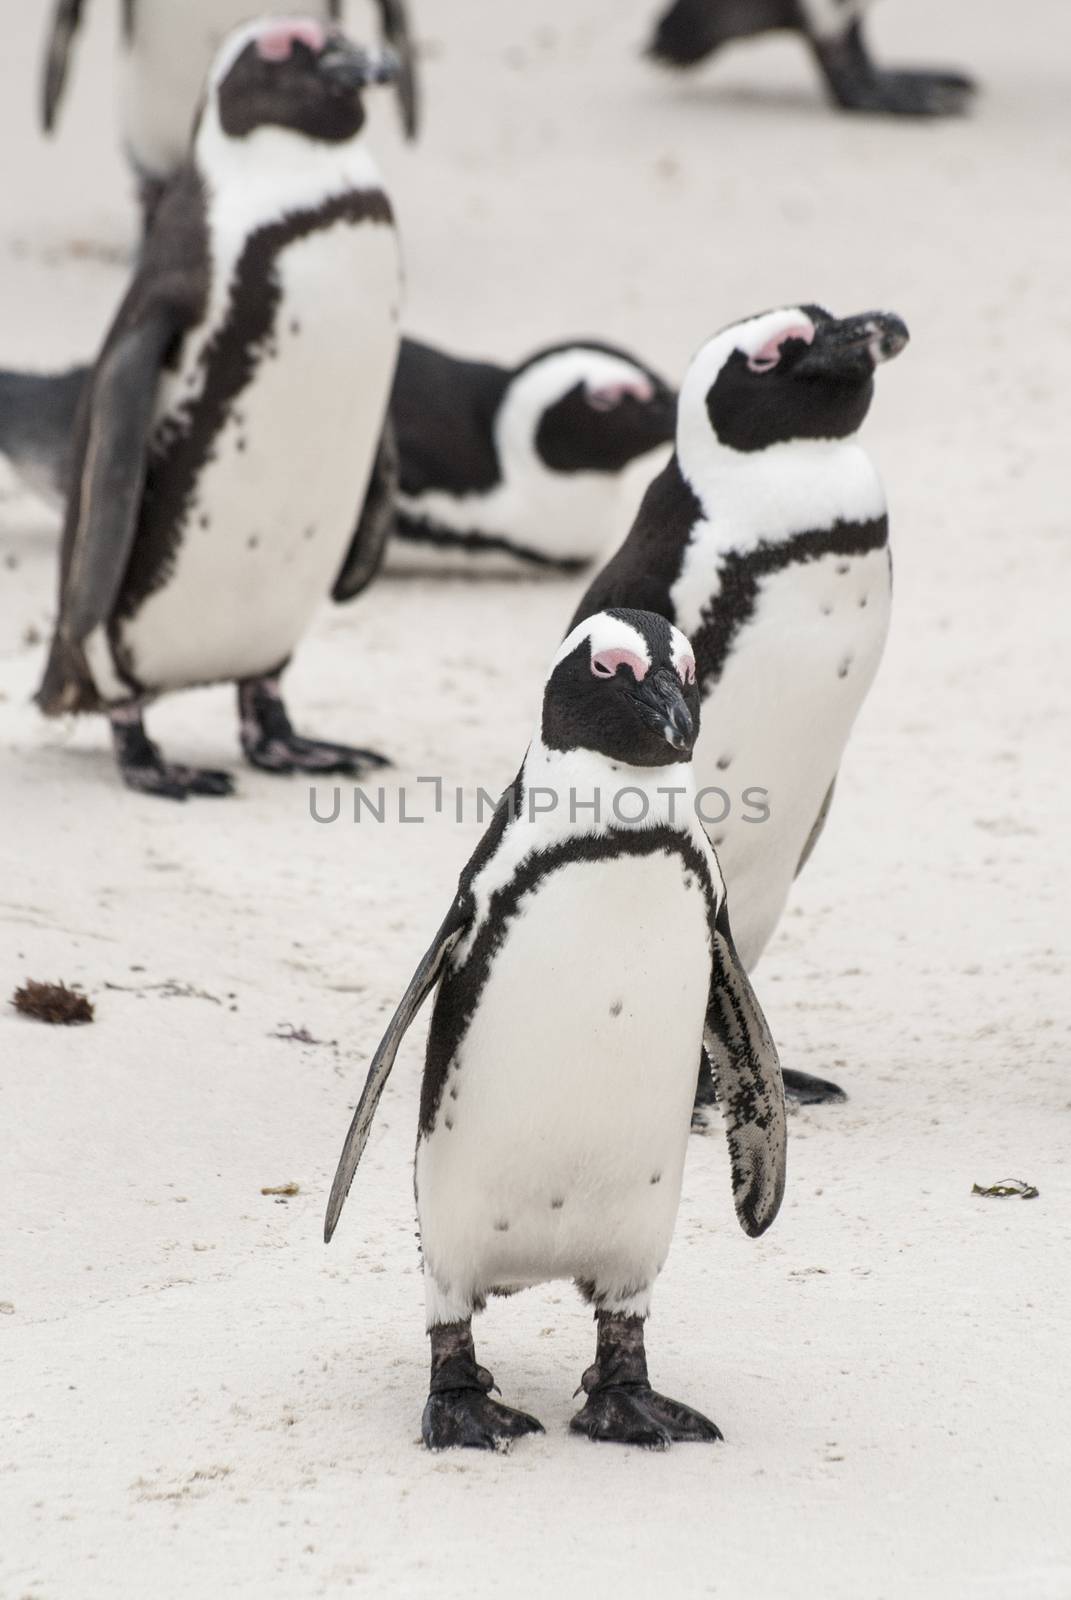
[572,305,908,1105]
[40,0,418,224]
[649,0,974,116]
[325,607,787,1451]
[0,334,677,577]
[36,17,403,799]
[388,338,676,575]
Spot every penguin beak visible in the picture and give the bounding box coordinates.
[319,40,400,90]
[630,669,696,754]
[793,312,909,381]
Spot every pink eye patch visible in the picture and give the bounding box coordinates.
[675,653,697,686]
[256,20,327,61]
[587,379,655,411]
[591,648,649,680]
[747,321,814,374]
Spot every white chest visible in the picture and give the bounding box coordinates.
[117,0,334,175]
[121,218,400,692]
[691,544,892,969]
[415,848,713,1313]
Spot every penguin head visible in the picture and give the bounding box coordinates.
[509,344,676,478]
[680,305,909,457]
[542,609,700,768]
[207,17,399,145]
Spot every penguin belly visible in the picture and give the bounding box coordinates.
[416,850,712,1323]
[118,1,330,179]
[115,221,400,694]
[387,470,625,576]
[696,546,892,970]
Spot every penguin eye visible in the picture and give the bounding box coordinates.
[676,654,697,686]
[591,648,649,681]
[746,322,815,375]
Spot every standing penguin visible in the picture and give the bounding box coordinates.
[36,17,404,799]
[571,306,908,1103]
[649,0,974,116]
[388,339,676,575]
[0,334,676,576]
[325,607,787,1451]
[40,0,418,222]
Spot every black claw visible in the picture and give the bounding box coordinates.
[422,1388,545,1453]
[570,1384,722,1449]
[781,1068,847,1106]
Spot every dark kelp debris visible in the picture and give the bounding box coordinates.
[261,1183,300,1197]
[270,1023,337,1047]
[971,1178,1040,1200]
[12,980,94,1025]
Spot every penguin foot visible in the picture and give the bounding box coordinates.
[237,672,387,776]
[781,1067,847,1106]
[422,1389,545,1453]
[244,732,388,777]
[814,24,975,117]
[572,1312,721,1449]
[570,1384,722,1450]
[110,707,234,800]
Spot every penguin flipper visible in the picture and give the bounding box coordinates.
[795,774,837,878]
[41,0,86,134]
[704,902,787,1238]
[324,899,469,1242]
[36,307,179,714]
[332,422,399,603]
[373,0,420,139]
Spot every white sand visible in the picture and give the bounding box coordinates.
[2,2,1069,1596]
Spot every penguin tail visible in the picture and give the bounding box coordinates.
[647,0,730,68]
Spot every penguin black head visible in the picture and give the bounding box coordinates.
[209,17,399,145]
[515,344,677,477]
[542,609,700,767]
[682,305,909,455]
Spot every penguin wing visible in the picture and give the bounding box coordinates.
[332,422,399,603]
[705,902,787,1238]
[324,897,470,1242]
[52,306,176,646]
[795,776,837,878]
[41,0,85,133]
[373,0,420,139]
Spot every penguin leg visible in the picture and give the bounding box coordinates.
[693,1049,843,1128]
[421,1320,544,1453]
[648,0,797,68]
[237,672,389,777]
[569,1311,722,1450]
[109,703,234,800]
[810,21,975,116]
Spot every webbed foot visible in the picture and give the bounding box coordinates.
[570,1311,721,1450]
[238,673,387,776]
[110,706,234,800]
[422,1389,544,1453]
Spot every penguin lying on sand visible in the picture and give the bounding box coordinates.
[326,607,787,1451]
[649,0,974,116]
[0,335,676,576]
[40,0,418,223]
[572,305,908,1104]
[36,17,403,799]
[389,338,676,575]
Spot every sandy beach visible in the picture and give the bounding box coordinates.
[2,2,1069,1596]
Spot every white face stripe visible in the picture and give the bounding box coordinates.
[496,349,656,470]
[677,308,815,486]
[552,613,651,675]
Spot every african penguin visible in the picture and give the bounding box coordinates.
[36,17,404,800]
[40,0,418,224]
[572,305,908,1104]
[325,607,787,1452]
[648,0,975,116]
[0,334,677,578]
[387,338,676,575]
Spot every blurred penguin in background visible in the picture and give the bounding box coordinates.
[40,1,418,225]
